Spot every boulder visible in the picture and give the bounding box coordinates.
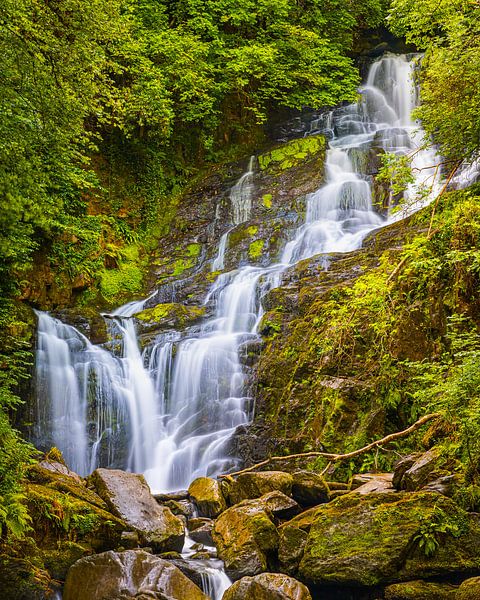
[384,580,457,599]
[352,472,395,495]
[188,477,227,517]
[90,468,184,552]
[278,506,323,574]
[291,471,329,506]
[456,577,480,600]
[393,454,421,490]
[63,550,208,600]
[212,500,279,580]
[222,573,312,600]
[225,471,293,505]
[402,450,440,491]
[189,520,214,546]
[297,492,480,587]
[258,491,300,520]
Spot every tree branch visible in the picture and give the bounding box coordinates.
[220,413,441,479]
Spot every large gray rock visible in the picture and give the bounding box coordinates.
[212,499,279,580]
[225,471,293,505]
[63,550,208,600]
[291,471,329,506]
[222,573,312,600]
[90,468,184,552]
[188,477,227,517]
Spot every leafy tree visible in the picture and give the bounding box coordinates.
[388,0,480,162]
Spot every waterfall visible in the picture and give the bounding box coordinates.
[34,54,442,490]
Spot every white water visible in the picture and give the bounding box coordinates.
[35,54,443,492]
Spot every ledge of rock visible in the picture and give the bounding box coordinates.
[90,468,185,552]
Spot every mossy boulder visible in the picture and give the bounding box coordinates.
[384,580,457,599]
[188,477,227,518]
[223,573,312,600]
[224,471,293,505]
[297,492,480,587]
[456,577,480,600]
[278,506,323,574]
[212,499,279,580]
[63,550,208,600]
[90,468,184,552]
[0,554,55,600]
[257,490,300,521]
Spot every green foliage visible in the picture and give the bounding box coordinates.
[413,505,465,557]
[388,0,480,161]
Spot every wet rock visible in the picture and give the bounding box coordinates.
[189,520,214,546]
[0,554,56,600]
[212,500,279,580]
[456,577,480,600]
[423,475,458,497]
[225,471,293,505]
[120,531,139,549]
[222,572,312,600]
[258,491,300,520]
[63,550,208,600]
[291,471,329,506]
[37,459,83,484]
[154,490,189,502]
[189,477,227,517]
[402,449,440,491]
[384,580,457,599]
[90,468,184,552]
[297,492,480,587]
[164,499,192,517]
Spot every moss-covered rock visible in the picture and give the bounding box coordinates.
[212,499,279,580]
[136,302,205,329]
[291,471,329,507]
[297,492,480,587]
[0,554,55,600]
[257,135,325,173]
[455,577,480,600]
[188,477,227,518]
[384,580,457,600]
[223,572,312,600]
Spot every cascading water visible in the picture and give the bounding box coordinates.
[34,54,442,494]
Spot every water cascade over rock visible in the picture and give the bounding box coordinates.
[33,54,441,495]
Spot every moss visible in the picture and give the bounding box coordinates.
[186,243,201,257]
[136,302,205,327]
[99,244,145,303]
[262,194,273,208]
[249,239,265,260]
[229,225,258,247]
[258,135,325,173]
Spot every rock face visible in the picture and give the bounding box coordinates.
[188,477,227,517]
[294,492,480,587]
[63,550,208,600]
[90,469,184,552]
[212,500,279,580]
[223,573,312,600]
[225,471,294,505]
[291,471,329,506]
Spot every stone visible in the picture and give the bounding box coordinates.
[223,573,312,600]
[402,450,440,491]
[90,468,184,552]
[297,492,480,587]
[225,471,294,505]
[189,520,214,546]
[291,471,329,506]
[278,506,323,574]
[456,577,480,600]
[352,472,395,495]
[384,580,457,599]
[38,460,83,484]
[423,475,457,497]
[212,500,279,580]
[257,490,300,520]
[392,454,421,490]
[0,554,56,600]
[63,550,208,600]
[154,490,189,502]
[188,477,227,517]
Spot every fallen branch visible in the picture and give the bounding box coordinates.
[220,412,441,479]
